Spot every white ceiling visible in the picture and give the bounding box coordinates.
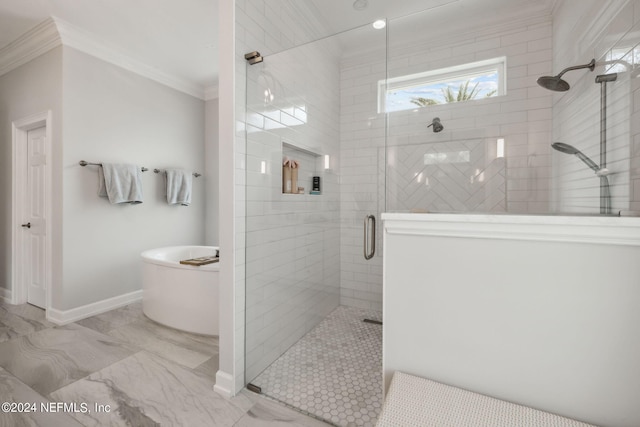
[0,0,555,95]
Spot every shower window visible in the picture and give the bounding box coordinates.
[380,56,506,113]
[606,46,639,74]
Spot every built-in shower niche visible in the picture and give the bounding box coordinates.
[282,140,323,195]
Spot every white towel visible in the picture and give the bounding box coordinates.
[98,163,143,204]
[164,169,193,206]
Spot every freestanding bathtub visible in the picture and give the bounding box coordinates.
[141,246,219,336]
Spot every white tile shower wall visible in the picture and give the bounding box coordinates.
[386,17,554,214]
[239,3,342,382]
[338,16,554,310]
[551,0,639,213]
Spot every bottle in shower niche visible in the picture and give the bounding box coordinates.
[282,158,300,194]
[282,164,292,193]
[291,161,298,194]
[311,176,321,194]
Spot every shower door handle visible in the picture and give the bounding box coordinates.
[364,215,376,260]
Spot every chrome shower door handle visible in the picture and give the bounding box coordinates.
[364,215,376,260]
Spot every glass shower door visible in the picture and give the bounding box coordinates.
[243,21,387,425]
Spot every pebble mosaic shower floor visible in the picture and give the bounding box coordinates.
[251,305,383,427]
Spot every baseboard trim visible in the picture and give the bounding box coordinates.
[0,287,12,304]
[47,290,143,325]
[214,371,234,398]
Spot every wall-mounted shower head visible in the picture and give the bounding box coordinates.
[428,117,443,133]
[537,59,596,92]
[551,142,600,172]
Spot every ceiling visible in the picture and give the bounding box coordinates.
[0,0,555,96]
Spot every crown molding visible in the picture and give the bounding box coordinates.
[0,16,207,100]
[53,17,206,100]
[0,18,61,77]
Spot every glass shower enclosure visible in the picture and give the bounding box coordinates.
[241,1,636,424]
[243,21,386,424]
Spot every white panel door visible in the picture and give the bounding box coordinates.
[25,126,47,308]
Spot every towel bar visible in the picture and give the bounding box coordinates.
[79,160,148,172]
[153,168,201,178]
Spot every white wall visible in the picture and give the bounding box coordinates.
[60,46,205,310]
[205,97,219,246]
[383,213,640,427]
[216,0,237,397]
[552,0,639,213]
[0,47,63,303]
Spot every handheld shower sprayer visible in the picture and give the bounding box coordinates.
[551,142,607,174]
[428,117,443,133]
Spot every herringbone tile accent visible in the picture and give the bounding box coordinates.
[387,140,506,212]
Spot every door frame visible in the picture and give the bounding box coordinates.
[11,111,53,309]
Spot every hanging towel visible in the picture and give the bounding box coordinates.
[164,169,193,206]
[98,163,143,204]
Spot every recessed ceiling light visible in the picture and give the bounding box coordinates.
[373,19,386,29]
[353,0,368,11]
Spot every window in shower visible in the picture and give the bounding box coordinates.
[380,56,506,113]
[606,46,639,74]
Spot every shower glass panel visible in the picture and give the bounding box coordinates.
[383,6,636,215]
[243,21,387,419]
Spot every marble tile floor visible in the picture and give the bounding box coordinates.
[251,306,383,427]
[0,300,331,427]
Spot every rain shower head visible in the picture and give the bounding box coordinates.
[428,117,444,133]
[537,75,570,92]
[552,142,600,172]
[537,59,596,92]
